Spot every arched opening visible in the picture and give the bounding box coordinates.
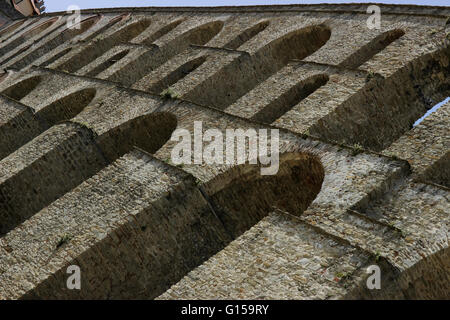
[82,13,129,43]
[95,112,178,162]
[11,15,101,69]
[347,247,449,299]
[0,88,96,160]
[37,88,97,126]
[0,17,58,58]
[179,20,224,46]
[339,29,405,69]
[204,152,324,238]
[251,74,329,124]
[1,149,323,299]
[146,56,208,93]
[105,20,224,87]
[0,19,26,38]
[142,19,184,45]
[309,46,450,151]
[1,75,42,101]
[183,24,331,110]
[56,19,152,73]
[255,24,332,65]
[224,20,270,50]
[40,47,73,67]
[85,49,130,77]
[0,112,177,236]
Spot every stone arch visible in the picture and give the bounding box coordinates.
[95,112,178,162]
[347,247,449,299]
[254,24,331,65]
[85,49,131,77]
[339,29,405,69]
[105,20,225,88]
[146,55,208,93]
[175,20,224,46]
[11,15,102,69]
[0,88,97,160]
[56,18,152,73]
[1,75,42,101]
[98,17,152,44]
[40,47,73,67]
[251,74,330,124]
[10,151,323,300]
[0,111,177,235]
[37,88,97,126]
[223,20,270,50]
[0,17,59,58]
[142,19,185,45]
[82,13,130,43]
[309,46,450,151]
[183,24,331,109]
[155,20,224,55]
[203,151,324,238]
[0,19,26,39]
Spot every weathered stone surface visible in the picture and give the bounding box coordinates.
[0,4,448,300]
[384,101,450,187]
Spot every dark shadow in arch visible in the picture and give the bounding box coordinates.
[339,29,405,69]
[224,20,270,50]
[0,88,96,160]
[11,15,101,69]
[154,20,225,57]
[203,152,325,239]
[146,55,208,93]
[183,24,331,110]
[142,19,185,45]
[38,88,97,126]
[251,74,329,124]
[0,111,178,236]
[346,247,449,299]
[1,75,42,101]
[11,150,324,300]
[85,49,130,77]
[95,112,178,162]
[56,19,152,73]
[183,20,224,46]
[107,20,224,87]
[0,19,26,39]
[309,46,450,151]
[40,47,73,67]
[82,13,129,43]
[254,24,332,65]
[0,17,58,58]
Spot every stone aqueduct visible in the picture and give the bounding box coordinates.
[0,4,448,299]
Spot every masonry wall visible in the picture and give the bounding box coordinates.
[0,4,448,299]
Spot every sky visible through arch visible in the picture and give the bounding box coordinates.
[414,98,450,127]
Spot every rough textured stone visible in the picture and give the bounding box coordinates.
[0,4,448,300]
